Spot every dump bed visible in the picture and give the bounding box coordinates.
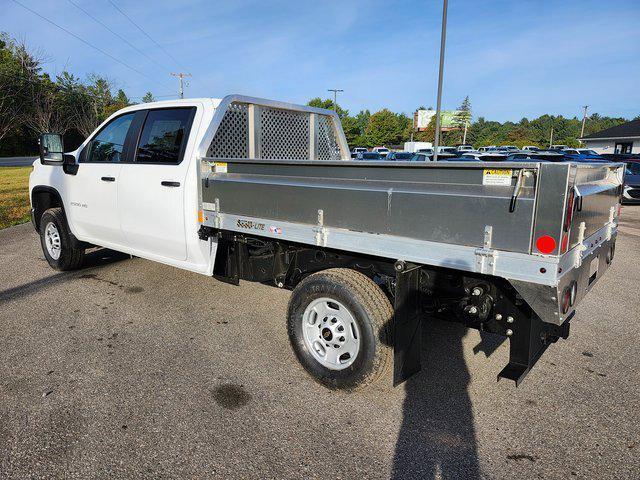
[197,96,624,326]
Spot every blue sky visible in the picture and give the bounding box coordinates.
[3,0,640,121]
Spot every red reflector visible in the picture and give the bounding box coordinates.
[561,233,569,253]
[536,235,556,254]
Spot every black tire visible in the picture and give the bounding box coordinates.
[39,208,84,271]
[287,268,394,390]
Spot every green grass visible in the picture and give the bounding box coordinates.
[0,166,31,230]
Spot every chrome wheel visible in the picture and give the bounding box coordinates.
[302,297,361,370]
[44,221,61,260]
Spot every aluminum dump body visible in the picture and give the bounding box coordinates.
[197,96,624,326]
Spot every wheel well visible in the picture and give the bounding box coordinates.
[31,187,64,233]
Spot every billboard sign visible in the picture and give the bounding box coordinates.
[415,109,461,130]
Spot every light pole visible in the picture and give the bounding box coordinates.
[580,105,589,139]
[432,0,448,162]
[327,89,343,114]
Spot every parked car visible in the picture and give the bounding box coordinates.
[372,147,390,157]
[622,159,640,204]
[550,145,568,151]
[599,153,640,163]
[456,145,474,152]
[507,151,565,162]
[497,145,519,152]
[461,152,509,162]
[351,147,367,159]
[522,146,540,152]
[386,151,414,161]
[410,152,433,162]
[477,146,496,152]
[356,152,383,161]
[438,156,481,162]
[561,149,607,162]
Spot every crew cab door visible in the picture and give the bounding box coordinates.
[118,107,196,261]
[70,112,136,245]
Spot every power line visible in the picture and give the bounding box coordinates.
[10,0,174,92]
[66,0,172,74]
[107,0,185,69]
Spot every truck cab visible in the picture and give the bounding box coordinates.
[30,98,216,274]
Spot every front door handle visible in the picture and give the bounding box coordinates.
[161,181,181,187]
[101,176,116,182]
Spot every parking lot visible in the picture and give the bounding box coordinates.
[0,208,638,479]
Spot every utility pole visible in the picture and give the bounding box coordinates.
[580,105,589,139]
[462,120,468,145]
[549,126,554,148]
[432,0,448,162]
[171,72,192,99]
[327,89,343,114]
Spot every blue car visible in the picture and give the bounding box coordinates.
[561,148,608,163]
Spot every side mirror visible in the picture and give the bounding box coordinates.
[39,133,64,165]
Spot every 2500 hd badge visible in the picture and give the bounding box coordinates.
[237,219,265,231]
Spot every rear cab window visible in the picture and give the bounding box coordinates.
[135,108,196,164]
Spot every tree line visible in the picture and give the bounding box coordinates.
[0,33,155,156]
[0,32,634,156]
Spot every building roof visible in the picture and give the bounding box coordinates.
[581,119,640,141]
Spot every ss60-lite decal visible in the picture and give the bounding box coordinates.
[236,219,266,231]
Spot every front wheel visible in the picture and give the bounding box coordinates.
[287,268,394,390]
[39,208,84,271]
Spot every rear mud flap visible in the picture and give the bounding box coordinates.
[393,263,422,386]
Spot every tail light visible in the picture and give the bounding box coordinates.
[564,188,575,232]
[561,188,576,254]
[561,281,577,314]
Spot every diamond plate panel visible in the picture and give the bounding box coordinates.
[260,107,310,160]
[207,103,249,159]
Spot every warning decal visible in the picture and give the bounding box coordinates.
[482,169,512,186]
[214,162,228,173]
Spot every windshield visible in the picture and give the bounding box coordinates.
[393,152,413,160]
[578,149,598,155]
[626,162,640,175]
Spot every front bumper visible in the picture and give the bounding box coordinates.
[622,185,640,204]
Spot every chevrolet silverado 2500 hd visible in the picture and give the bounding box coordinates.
[30,95,624,389]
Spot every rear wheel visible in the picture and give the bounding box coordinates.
[287,268,394,390]
[39,208,84,271]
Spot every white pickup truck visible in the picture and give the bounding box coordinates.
[30,95,623,390]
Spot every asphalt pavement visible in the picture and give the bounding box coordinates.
[0,156,37,167]
[0,208,639,479]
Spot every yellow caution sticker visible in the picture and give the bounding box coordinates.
[482,169,512,186]
[214,162,228,173]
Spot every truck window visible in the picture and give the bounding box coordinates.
[135,108,195,164]
[85,113,135,162]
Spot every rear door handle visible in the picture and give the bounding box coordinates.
[161,181,181,187]
[101,176,116,182]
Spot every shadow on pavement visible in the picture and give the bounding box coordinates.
[0,248,129,302]
[391,320,489,480]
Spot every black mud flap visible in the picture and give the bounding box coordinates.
[393,262,422,386]
[496,293,572,386]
